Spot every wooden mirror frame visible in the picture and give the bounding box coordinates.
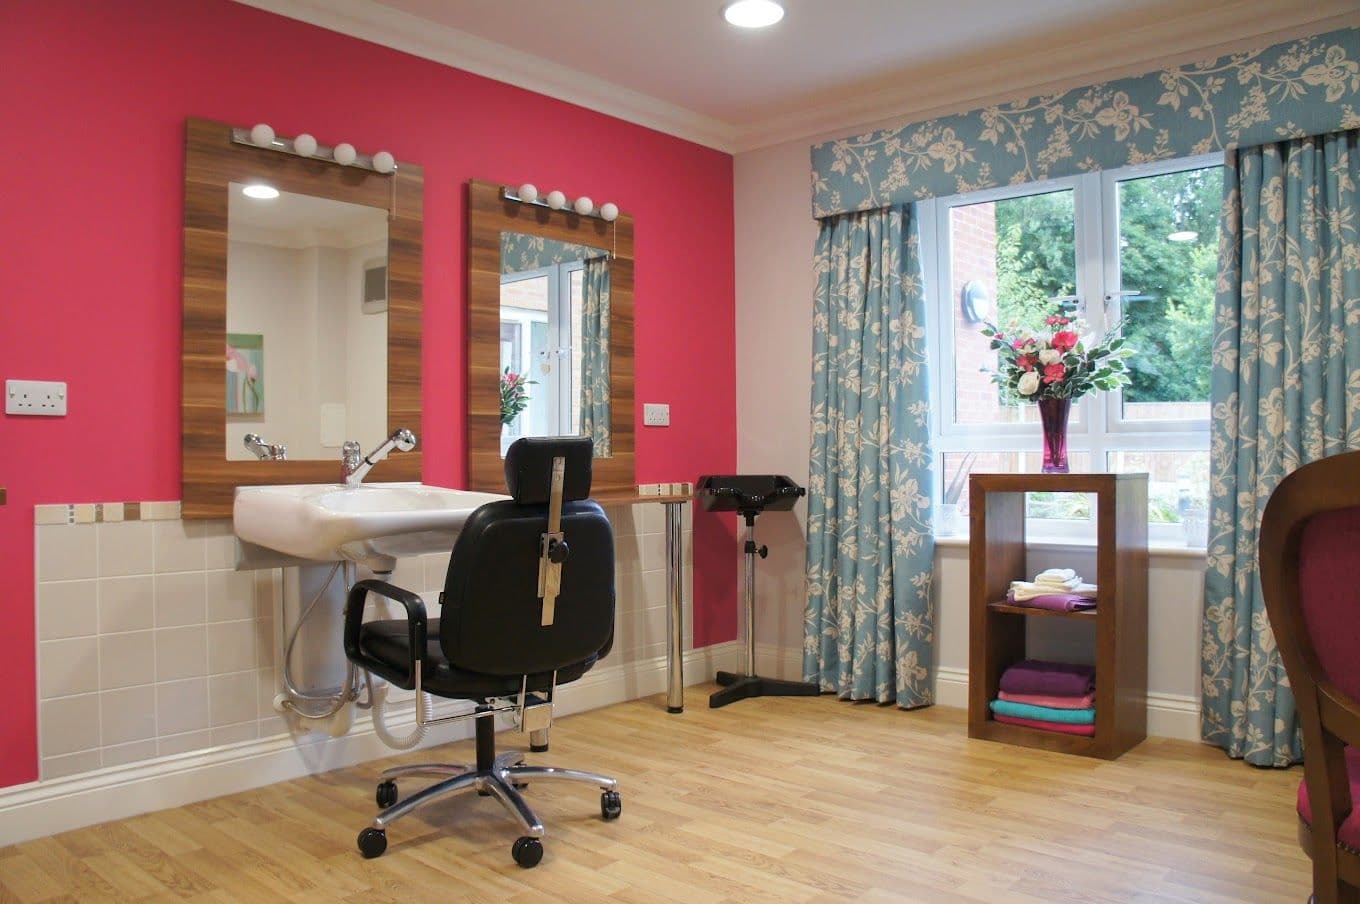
[465,179,635,495]
[181,118,424,518]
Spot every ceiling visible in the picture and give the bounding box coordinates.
[229,185,387,248]
[238,0,1360,151]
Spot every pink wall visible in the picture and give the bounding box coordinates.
[0,0,737,788]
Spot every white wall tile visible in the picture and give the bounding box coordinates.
[42,750,103,779]
[389,556,422,590]
[100,685,157,746]
[154,573,206,627]
[254,619,275,668]
[639,532,667,572]
[640,503,664,534]
[102,739,159,768]
[37,580,98,640]
[423,553,450,592]
[156,626,207,681]
[97,520,154,577]
[207,621,256,675]
[206,570,254,622]
[209,672,258,727]
[99,631,156,690]
[201,521,237,570]
[37,524,97,582]
[40,694,100,756]
[153,520,205,573]
[158,730,211,757]
[38,637,99,699]
[210,722,258,746]
[156,678,209,735]
[98,575,154,634]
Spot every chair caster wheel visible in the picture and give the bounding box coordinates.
[601,790,622,820]
[357,827,387,859]
[511,835,543,868]
[375,780,398,808]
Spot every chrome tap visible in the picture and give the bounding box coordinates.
[243,433,288,461]
[342,428,417,486]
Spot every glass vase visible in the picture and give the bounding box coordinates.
[1038,397,1071,473]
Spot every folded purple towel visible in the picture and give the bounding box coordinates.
[1005,591,1096,612]
[998,659,1095,697]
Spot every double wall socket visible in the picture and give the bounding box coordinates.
[6,380,67,416]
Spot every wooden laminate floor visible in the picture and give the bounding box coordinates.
[0,688,1311,903]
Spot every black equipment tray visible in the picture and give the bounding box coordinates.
[696,475,805,515]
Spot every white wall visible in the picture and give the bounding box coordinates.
[733,137,1206,734]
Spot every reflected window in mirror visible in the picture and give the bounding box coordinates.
[498,232,611,457]
[225,183,389,461]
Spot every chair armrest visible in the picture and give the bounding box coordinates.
[344,579,428,688]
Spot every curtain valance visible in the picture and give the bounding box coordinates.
[810,27,1360,218]
[500,234,608,275]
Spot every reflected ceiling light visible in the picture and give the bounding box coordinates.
[1167,230,1198,242]
[242,183,280,200]
[723,0,783,28]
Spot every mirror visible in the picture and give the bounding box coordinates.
[225,185,389,460]
[181,118,424,519]
[498,231,611,456]
[466,180,635,496]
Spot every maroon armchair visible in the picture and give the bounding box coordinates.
[1260,450,1360,904]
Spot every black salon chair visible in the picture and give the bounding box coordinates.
[343,436,620,868]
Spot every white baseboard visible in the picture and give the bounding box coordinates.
[760,644,1202,742]
[0,642,742,847]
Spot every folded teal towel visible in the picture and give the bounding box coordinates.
[990,699,1095,725]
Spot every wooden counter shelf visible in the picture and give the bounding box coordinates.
[967,472,1148,760]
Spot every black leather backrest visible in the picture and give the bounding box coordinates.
[440,498,615,676]
[504,436,593,504]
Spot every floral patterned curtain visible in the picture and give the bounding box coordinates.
[803,204,936,708]
[1202,129,1360,767]
[579,256,611,455]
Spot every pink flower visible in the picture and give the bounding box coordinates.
[506,372,518,382]
[1043,362,1066,384]
[1016,353,1037,372]
[1011,337,1027,350]
[1052,330,1078,352]
[1059,318,1070,325]
[1045,315,1061,326]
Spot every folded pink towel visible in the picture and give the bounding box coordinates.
[994,714,1096,736]
[998,690,1096,710]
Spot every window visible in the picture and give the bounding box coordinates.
[924,154,1222,545]
[499,261,584,452]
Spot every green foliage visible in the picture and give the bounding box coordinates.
[991,167,1221,403]
[500,367,536,426]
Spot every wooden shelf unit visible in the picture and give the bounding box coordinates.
[967,473,1148,760]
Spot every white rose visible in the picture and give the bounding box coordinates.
[1017,371,1041,395]
[1039,348,1061,365]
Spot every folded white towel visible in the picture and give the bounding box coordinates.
[1036,568,1077,583]
[1016,576,1083,592]
[1009,581,1098,601]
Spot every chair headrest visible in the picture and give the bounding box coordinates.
[503,437,594,504]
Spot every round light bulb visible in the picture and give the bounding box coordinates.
[372,150,396,173]
[574,196,594,216]
[518,183,538,203]
[723,0,784,28]
[546,190,567,210]
[249,123,275,147]
[292,133,317,157]
[242,183,280,200]
[599,202,619,222]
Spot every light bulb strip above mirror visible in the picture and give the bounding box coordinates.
[504,184,620,223]
[230,123,398,175]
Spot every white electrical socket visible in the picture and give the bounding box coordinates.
[6,380,67,416]
[643,403,670,427]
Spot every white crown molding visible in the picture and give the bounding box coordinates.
[231,0,740,152]
[232,0,1356,156]
[730,2,1360,151]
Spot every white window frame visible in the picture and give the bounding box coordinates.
[499,259,583,448]
[924,153,1222,545]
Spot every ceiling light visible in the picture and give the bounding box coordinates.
[1167,230,1198,242]
[724,0,783,28]
[242,184,279,200]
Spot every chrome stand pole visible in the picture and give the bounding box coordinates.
[744,515,756,677]
[665,501,685,713]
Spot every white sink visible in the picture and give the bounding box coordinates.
[234,482,509,570]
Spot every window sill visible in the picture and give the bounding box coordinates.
[932,532,1206,559]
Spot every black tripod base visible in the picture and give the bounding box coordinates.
[709,671,820,709]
